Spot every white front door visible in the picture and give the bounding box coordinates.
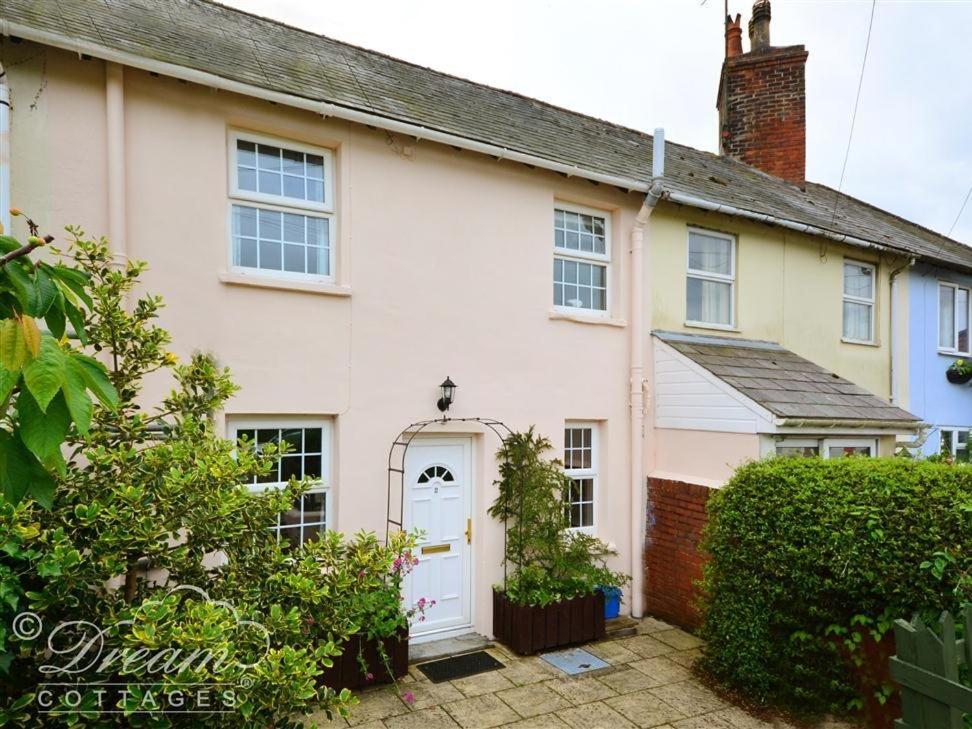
[403,438,472,638]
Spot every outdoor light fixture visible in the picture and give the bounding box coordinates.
[437,377,456,413]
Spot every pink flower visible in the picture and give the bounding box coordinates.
[358,570,366,579]
[403,691,415,704]
[365,672,374,682]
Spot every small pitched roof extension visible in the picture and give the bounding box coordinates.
[654,330,920,426]
[4,0,971,271]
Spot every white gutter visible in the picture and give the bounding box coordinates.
[629,129,665,619]
[0,61,10,235]
[2,21,650,195]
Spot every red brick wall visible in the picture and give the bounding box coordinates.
[644,478,714,630]
[717,46,808,188]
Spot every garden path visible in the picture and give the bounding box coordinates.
[310,618,857,729]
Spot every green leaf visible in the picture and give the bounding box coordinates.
[62,361,93,434]
[0,236,21,255]
[44,292,67,340]
[32,268,58,318]
[0,318,26,372]
[18,389,70,462]
[73,354,119,409]
[0,431,51,507]
[22,335,66,411]
[63,299,87,344]
[49,266,92,309]
[4,263,38,313]
[0,369,18,406]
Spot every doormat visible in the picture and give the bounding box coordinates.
[416,650,504,683]
[540,647,610,676]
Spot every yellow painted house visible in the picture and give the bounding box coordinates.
[2,0,969,633]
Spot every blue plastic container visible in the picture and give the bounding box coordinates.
[599,586,623,619]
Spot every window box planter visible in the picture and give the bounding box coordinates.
[492,588,605,655]
[319,627,409,690]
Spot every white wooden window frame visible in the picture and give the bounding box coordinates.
[940,427,970,460]
[564,422,597,535]
[773,437,877,459]
[553,202,611,317]
[842,260,876,345]
[685,227,736,330]
[227,131,336,283]
[227,417,334,537]
[937,281,972,356]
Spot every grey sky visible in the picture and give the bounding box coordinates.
[221,0,972,245]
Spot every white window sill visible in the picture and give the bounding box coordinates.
[684,321,739,333]
[841,337,878,348]
[549,309,626,328]
[938,349,972,358]
[220,271,351,297]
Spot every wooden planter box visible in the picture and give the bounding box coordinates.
[493,588,605,655]
[320,628,408,690]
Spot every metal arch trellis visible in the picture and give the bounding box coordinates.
[385,416,512,578]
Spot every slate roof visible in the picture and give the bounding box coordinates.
[3,0,971,271]
[654,330,920,425]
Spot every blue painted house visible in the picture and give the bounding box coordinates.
[906,263,972,459]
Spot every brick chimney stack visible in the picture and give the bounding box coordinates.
[717,0,808,188]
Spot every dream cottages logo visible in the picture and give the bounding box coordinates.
[13,585,271,715]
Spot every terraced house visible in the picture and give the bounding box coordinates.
[1,0,969,634]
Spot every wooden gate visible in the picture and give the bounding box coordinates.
[890,608,972,728]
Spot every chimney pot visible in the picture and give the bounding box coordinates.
[749,0,771,52]
[726,14,743,58]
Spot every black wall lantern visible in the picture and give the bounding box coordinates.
[437,377,457,413]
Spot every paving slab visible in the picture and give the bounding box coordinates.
[585,640,641,665]
[595,667,657,694]
[499,656,559,686]
[648,680,728,718]
[542,676,617,705]
[652,630,704,652]
[346,688,410,727]
[385,706,460,729]
[616,635,674,659]
[402,681,465,710]
[442,694,521,729]
[503,714,570,729]
[451,670,516,697]
[665,649,702,669]
[496,683,574,718]
[627,657,693,688]
[556,701,638,729]
[605,689,688,728]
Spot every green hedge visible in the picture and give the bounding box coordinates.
[699,457,972,714]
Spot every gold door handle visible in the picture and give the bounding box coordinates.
[465,518,472,545]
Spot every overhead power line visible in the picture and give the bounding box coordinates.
[830,0,878,226]
[947,181,972,239]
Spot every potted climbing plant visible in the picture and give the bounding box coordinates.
[489,428,629,655]
[946,359,972,384]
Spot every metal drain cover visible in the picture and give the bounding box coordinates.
[540,647,610,675]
